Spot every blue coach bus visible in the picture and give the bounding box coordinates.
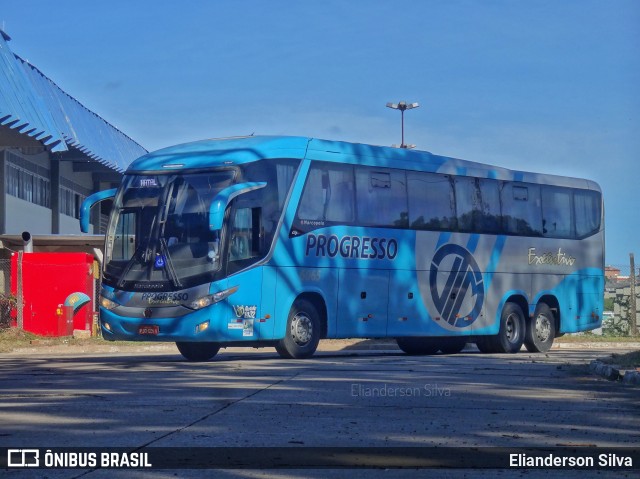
[81,136,604,361]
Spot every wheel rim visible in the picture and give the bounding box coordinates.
[535,314,552,342]
[290,313,313,346]
[505,313,520,344]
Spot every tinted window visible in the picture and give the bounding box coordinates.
[240,158,298,249]
[407,172,456,231]
[574,189,601,237]
[477,179,502,234]
[454,177,479,232]
[228,158,299,273]
[501,182,542,236]
[355,167,408,227]
[296,161,600,240]
[454,177,503,234]
[298,163,355,223]
[541,186,573,238]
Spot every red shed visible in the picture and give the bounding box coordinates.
[11,253,96,336]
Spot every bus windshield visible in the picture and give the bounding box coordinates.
[102,157,300,291]
[104,170,236,290]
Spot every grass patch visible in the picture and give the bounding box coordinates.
[0,328,162,353]
[601,350,640,369]
[0,328,40,353]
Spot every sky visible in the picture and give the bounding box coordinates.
[1,0,639,267]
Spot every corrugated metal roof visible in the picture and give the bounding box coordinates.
[0,32,147,171]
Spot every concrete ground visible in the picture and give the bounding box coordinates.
[1,341,638,478]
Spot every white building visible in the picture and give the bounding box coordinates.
[0,30,147,239]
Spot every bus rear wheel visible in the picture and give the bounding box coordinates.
[476,302,526,354]
[396,337,440,355]
[275,299,321,359]
[176,342,220,361]
[524,303,556,353]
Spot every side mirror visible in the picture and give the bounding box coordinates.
[209,182,266,231]
[80,188,117,233]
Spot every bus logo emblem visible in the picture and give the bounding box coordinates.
[429,244,484,328]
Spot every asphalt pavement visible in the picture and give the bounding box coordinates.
[1,341,638,478]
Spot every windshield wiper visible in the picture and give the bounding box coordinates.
[117,236,152,288]
[159,237,182,289]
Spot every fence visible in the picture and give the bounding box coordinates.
[0,254,101,334]
[0,259,13,328]
[0,259,10,295]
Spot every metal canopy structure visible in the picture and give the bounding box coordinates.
[0,234,104,249]
[0,30,147,172]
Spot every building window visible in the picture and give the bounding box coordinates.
[60,187,86,219]
[5,163,51,208]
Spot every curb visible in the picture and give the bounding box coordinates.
[589,360,640,385]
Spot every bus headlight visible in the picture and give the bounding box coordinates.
[189,286,238,310]
[191,296,213,310]
[100,296,118,310]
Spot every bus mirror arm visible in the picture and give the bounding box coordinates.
[80,188,117,233]
[209,182,267,231]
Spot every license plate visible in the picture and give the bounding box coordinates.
[138,325,159,335]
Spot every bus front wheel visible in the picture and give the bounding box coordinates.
[176,342,220,361]
[275,299,321,359]
[524,303,556,353]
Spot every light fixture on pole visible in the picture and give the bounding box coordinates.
[386,101,419,148]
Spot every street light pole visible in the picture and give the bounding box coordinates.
[386,101,419,148]
[401,107,405,147]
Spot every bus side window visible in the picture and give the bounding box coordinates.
[407,171,455,231]
[452,176,503,233]
[574,189,601,238]
[541,185,573,238]
[477,178,502,234]
[228,207,262,269]
[501,182,542,236]
[355,167,408,227]
[297,163,355,223]
[454,176,478,232]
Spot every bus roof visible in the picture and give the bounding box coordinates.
[127,135,600,192]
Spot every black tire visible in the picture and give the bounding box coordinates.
[176,341,220,362]
[439,337,467,355]
[524,303,556,353]
[475,336,495,353]
[275,299,321,359]
[476,302,526,354]
[495,302,526,353]
[396,337,440,355]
